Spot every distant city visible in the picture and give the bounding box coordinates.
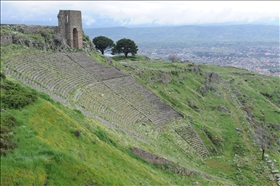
[85,25,280,77]
[138,44,280,77]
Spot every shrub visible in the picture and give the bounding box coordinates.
[0,113,19,156]
[72,130,81,137]
[232,141,246,156]
[1,80,37,109]
[94,128,117,147]
[0,71,6,80]
[204,128,223,149]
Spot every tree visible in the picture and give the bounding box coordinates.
[111,38,138,58]
[255,125,268,161]
[168,54,180,62]
[92,36,114,55]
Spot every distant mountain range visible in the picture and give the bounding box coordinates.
[84,25,279,44]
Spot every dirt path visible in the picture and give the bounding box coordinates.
[220,85,252,151]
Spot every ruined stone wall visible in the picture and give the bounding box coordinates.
[0,24,94,52]
[0,34,13,46]
[57,10,83,49]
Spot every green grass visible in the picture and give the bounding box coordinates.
[0,97,168,185]
[113,58,280,184]
[0,77,225,185]
[112,55,150,61]
[1,36,279,185]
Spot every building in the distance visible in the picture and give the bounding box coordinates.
[57,10,83,49]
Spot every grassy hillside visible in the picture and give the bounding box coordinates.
[1,26,280,185]
[0,72,227,185]
[112,56,280,185]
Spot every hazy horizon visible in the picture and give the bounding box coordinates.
[1,1,279,28]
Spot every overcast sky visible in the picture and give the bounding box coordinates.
[1,1,279,28]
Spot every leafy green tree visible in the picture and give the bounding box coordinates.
[112,38,138,58]
[92,36,115,55]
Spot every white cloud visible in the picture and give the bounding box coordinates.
[83,14,96,26]
[1,1,279,26]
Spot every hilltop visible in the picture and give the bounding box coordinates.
[1,24,280,185]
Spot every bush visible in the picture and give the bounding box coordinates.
[1,80,37,109]
[72,130,81,137]
[204,128,223,149]
[0,112,19,156]
[232,141,246,156]
[0,71,6,80]
[94,128,117,147]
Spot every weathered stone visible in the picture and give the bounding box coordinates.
[57,10,83,49]
[218,105,228,111]
[131,147,175,165]
[160,74,172,83]
[0,34,13,46]
[205,72,222,83]
[106,57,112,65]
[192,65,201,74]
[200,84,209,95]
[188,102,199,110]
[265,154,269,158]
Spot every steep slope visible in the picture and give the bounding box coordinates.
[115,57,280,185]
[2,46,185,144]
[1,25,280,185]
[0,72,226,186]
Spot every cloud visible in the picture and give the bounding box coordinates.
[1,1,279,26]
[83,14,96,26]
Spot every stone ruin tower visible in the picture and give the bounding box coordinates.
[57,10,83,49]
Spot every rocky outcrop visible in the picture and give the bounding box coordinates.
[0,24,94,52]
[199,72,221,96]
[160,74,172,83]
[130,147,212,178]
[205,72,221,83]
[192,65,202,74]
[131,147,175,165]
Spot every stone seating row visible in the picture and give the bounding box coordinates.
[174,124,210,158]
[103,76,182,125]
[78,96,143,132]
[168,125,200,158]
[75,104,147,143]
[13,52,96,84]
[4,52,98,99]
[4,66,71,107]
[67,53,127,81]
[76,83,146,127]
[5,51,181,128]
[81,83,138,112]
